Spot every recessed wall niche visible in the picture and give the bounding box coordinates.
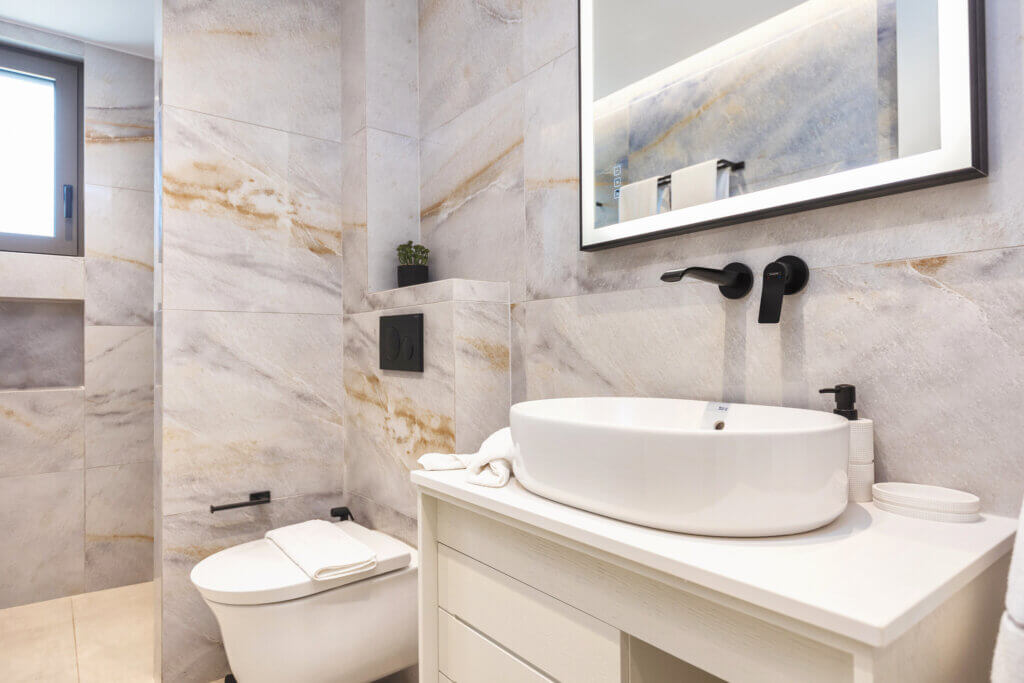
[0,299,84,389]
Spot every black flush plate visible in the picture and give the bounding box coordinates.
[379,314,424,372]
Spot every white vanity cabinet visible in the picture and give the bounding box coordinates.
[413,471,1015,683]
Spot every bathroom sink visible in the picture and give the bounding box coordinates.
[510,397,849,537]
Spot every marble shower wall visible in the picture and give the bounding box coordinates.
[0,21,154,609]
[158,1,344,680]
[420,1,1024,516]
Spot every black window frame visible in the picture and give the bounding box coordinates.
[0,43,82,257]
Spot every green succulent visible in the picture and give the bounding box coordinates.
[397,240,430,266]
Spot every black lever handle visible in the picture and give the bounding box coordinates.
[660,263,753,299]
[210,491,271,513]
[758,256,808,324]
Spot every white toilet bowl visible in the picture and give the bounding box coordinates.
[191,521,418,683]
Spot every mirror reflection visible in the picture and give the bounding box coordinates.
[590,0,941,229]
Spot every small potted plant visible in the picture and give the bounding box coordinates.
[396,241,430,287]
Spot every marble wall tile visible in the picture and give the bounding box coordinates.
[342,130,370,314]
[161,106,343,314]
[0,470,84,608]
[520,246,1024,515]
[510,302,527,405]
[85,326,154,467]
[522,0,577,75]
[162,310,344,516]
[367,130,421,293]
[160,492,340,683]
[0,252,84,301]
[340,0,368,139]
[418,0,524,135]
[366,278,510,311]
[341,492,419,548]
[83,45,155,191]
[344,303,456,518]
[524,50,581,301]
[0,389,84,478]
[366,0,419,138]
[85,462,154,591]
[420,82,526,300]
[0,301,83,390]
[161,0,343,141]
[84,185,154,325]
[454,302,511,452]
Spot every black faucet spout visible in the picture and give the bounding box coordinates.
[660,263,753,299]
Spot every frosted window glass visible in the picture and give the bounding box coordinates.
[0,68,56,237]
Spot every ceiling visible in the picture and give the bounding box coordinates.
[0,0,154,58]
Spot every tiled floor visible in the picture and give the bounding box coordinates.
[0,581,154,683]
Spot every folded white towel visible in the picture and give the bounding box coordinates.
[993,612,1024,682]
[670,159,730,210]
[418,427,514,488]
[618,176,659,222]
[266,520,377,581]
[1004,499,1024,623]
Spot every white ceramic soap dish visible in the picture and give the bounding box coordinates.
[872,483,981,523]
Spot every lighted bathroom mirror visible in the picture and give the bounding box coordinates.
[579,0,987,250]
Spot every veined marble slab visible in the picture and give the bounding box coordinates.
[83,45,154,192]
[85,462,154,591]
[84,185,154,326]
[0,470,84,608]
[367,279,510,311]
[0,301,83,390]
[420,82,525,300]
[161,310,344,516]
[0,388,84,478]
[161,106,344,314]
[161,0,343,141]
[85,326,154,467]
[0,252,84,301]
[418,0,523,136]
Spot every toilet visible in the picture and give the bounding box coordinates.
[191,520,418,683]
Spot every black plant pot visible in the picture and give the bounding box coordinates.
[397,264,429,287]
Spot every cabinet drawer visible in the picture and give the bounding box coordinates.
[439,609,551,682]
[438,544,621,683]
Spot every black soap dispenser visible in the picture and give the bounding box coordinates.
[819,384,857,420]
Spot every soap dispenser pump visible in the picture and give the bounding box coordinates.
[819,384,857,420]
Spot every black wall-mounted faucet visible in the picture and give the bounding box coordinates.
[757,255,808,324]
[660,263,753,299]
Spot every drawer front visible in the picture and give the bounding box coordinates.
[439,609,552,683]
[438,544,622,683]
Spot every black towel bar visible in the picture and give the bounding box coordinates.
[210,491,271,513]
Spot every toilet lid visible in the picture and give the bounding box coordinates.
[190,521,414,606]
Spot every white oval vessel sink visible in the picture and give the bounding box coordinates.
[510,397,850,537]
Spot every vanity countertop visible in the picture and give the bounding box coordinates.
[412,469,1016,647]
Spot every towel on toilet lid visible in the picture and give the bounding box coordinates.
[266,520,377,581]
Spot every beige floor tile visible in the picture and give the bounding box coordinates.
[72,581,154,682]
[0,596,79,683]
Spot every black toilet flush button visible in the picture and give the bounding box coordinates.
[379,314,423,372]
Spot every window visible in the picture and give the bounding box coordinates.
[0,44,81,256]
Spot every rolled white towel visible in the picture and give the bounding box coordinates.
[266,520,377,581]
[418,427,514,488]
[993,612,1024,683]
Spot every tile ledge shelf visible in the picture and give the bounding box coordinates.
[0,252,85,301]
[365,278,510,310]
